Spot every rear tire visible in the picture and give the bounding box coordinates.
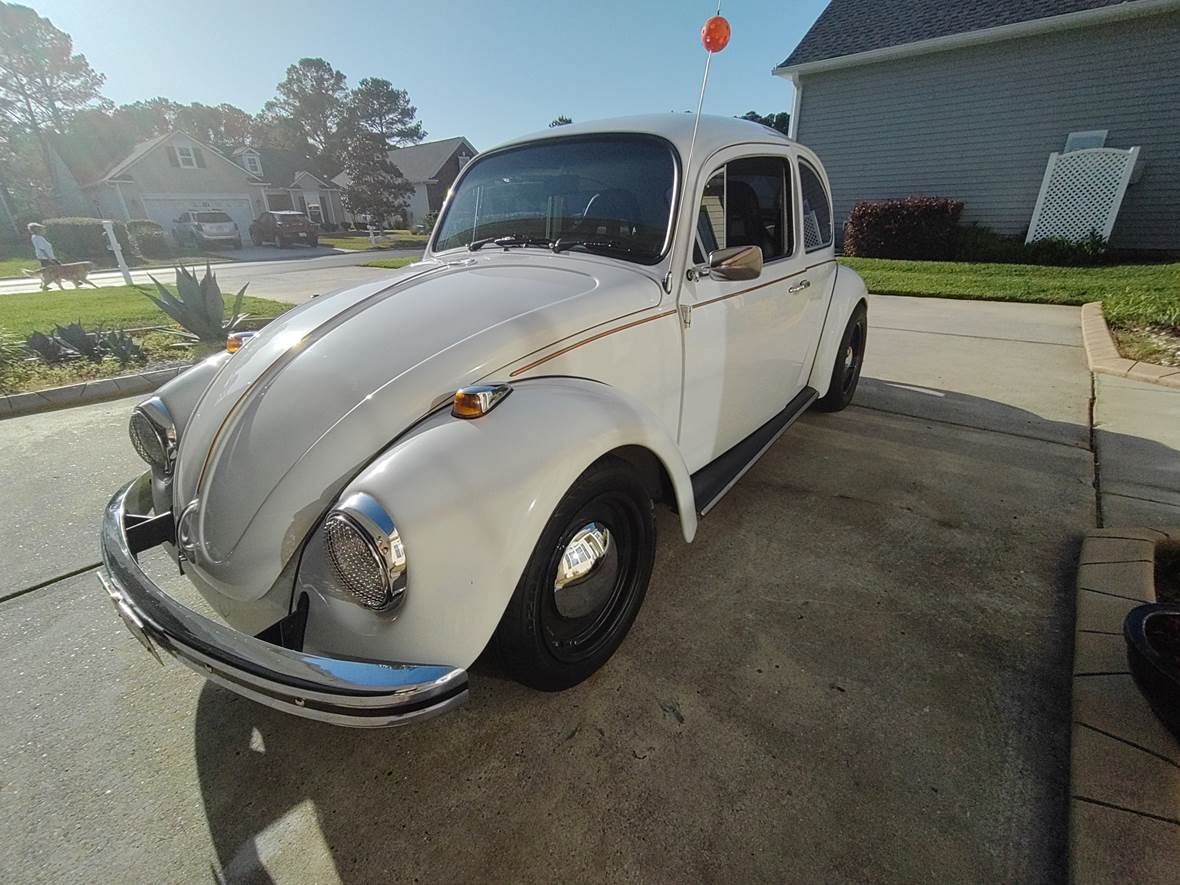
[493,458,656,691]
[814,301,867,413]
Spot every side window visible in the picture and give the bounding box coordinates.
[694,157,791,264]
[798,161,833,251]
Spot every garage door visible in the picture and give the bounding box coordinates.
[141,197,256,238]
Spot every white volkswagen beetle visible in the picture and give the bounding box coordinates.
[100,115,868,727]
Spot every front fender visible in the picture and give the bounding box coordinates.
[297,377,696,669]
[807,264,868,397]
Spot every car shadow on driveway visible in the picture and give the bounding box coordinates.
[187,381,1176,884]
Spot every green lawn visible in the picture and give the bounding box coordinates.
[0,256,38,278]
[363,257,417,270]
[321,231,429,251]
[0,285,291,338]
[841,257,1180,329]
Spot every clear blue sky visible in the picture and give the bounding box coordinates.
[29,0,827,150]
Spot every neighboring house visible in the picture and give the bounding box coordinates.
[230,147,346,226]
[333,136,476,226]
[775,0,1180,253]
[83,132,267,235]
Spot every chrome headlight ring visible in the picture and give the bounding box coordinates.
[322,492,407,613]
[128,396,178,475]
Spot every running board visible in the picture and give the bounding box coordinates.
[691,387,817,516]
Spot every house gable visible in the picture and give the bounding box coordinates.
[84,132,264,193]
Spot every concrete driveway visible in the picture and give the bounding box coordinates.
[0,295,1094,883]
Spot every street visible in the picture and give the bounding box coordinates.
[0,248,425,303]
[0,294,1094,883]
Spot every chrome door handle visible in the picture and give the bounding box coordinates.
[788,279,811,294]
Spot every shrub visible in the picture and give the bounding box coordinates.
[1023,230,1108,266]
[417,211,439,235]
[144,264,248,345]
[319,221,339,233]
[127,220,174,259]
[843,197,964,260]
[42,217,135,261]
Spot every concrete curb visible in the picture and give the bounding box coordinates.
[1070,528,1180,884]
[1081,302,1180,390]
[0,364,193,420]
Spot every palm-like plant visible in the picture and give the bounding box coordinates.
[144,264,249,345]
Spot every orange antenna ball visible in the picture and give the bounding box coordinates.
[701,15,731,52]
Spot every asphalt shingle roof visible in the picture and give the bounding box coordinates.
[779,0,1131,68]
[331,136,475,189]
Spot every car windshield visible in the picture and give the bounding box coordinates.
[433,135,677,264]
[194,212,231,223]
[273,214,303,224]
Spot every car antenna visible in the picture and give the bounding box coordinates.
[684,7,732,182]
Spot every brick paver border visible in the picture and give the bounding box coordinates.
[1081,302,1180,390]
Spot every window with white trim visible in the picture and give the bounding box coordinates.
[243,154,261,174]
[176,146,197,169]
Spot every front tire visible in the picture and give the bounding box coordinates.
[814,301,867,413]
[493,458,656,691]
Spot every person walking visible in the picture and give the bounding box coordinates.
[28,223,59,267]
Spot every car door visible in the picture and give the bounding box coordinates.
[793,153,839,378]
[676,149,819,472]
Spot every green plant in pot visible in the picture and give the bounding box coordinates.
[145,264,249,355]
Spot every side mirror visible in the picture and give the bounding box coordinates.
[707,245,762,281]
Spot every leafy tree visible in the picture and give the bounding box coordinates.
[113,96,183,138]
[339,131,412,227]
[346,77,424,147]
[739,110,790,137]
[0,2,107,209]
[263,58,349,161]
[549,116,572,127]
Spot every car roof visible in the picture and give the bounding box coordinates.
[487,114,794,161]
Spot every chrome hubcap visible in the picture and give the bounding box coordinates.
[553,522,613,619]
[844,345,854,371]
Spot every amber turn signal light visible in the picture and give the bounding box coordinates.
[226,331,258,354]
[452,384,512,419]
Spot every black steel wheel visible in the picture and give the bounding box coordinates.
[493,457,656,691]
[814,301,867,412]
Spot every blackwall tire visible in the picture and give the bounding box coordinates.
[493,458,656,691]
[814,302,867,413]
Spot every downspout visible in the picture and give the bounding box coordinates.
[789,73,803,140]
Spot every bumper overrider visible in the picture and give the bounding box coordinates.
[98,473,469,727]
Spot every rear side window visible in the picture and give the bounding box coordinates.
[798,161,833,251]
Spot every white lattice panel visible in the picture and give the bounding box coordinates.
[803,210,823,251]
[1026,146,1139,244]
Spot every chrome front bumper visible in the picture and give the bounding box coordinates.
[98,473,469,727]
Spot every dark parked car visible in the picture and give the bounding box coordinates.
[173,210,242,249]
[249,211,320,248]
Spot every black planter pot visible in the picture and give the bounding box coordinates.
[1124,603,1180,743]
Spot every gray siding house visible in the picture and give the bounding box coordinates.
[775,0,1180,253]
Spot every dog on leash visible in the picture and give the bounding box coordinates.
[24,261,99,291]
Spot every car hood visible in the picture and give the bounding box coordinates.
[172,254,664,600]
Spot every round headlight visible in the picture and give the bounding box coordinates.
[128,398,176,473]
[322,493,406,612]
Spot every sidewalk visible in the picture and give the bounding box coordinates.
[1094,374,1180,527]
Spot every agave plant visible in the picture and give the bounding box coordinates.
[52,322,105,363]
[26,330,76,364]
[98,329,147,366]
[144,264,248,346]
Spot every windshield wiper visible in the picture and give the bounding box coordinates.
[551,238,638,256]
[468,234,554,251]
